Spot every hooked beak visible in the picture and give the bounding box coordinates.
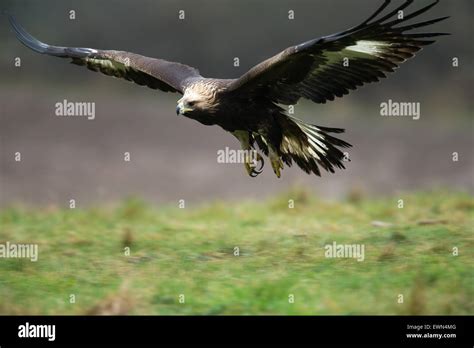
[176,100,193,116]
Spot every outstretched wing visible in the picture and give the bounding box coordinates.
[225,0,449,104]
[7,14,202,94]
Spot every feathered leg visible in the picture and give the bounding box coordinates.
[268,144,284,178]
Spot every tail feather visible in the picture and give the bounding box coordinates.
[278,116,352,176]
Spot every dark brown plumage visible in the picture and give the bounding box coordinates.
[7,0,448,178]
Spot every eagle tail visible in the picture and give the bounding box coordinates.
[277,116,352,176]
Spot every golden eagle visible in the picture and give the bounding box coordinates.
[7,0,448,177]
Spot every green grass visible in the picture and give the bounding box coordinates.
[0,190,472,315]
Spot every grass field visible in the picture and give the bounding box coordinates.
[0,190,472,315]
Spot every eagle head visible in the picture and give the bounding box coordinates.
[176,84,218,116]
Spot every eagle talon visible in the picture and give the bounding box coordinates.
[245,152,264,177]
[245,162,262,177]
[250,169,260,177]
[252,153,265,172]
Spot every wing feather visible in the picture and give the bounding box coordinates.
[225,0,449,105]
[7,13,201,94]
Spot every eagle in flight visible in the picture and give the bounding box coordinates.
[7,0,448,177]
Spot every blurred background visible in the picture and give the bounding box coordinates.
[1,0,472,207]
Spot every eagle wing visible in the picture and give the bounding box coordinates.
[225,0,449,104]
[7,13,201,94]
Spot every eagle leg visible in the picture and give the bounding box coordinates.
[232,130,264,177]
[268,146,284,178]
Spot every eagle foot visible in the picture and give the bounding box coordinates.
[270,157,284,178]
[245,152,264,177]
